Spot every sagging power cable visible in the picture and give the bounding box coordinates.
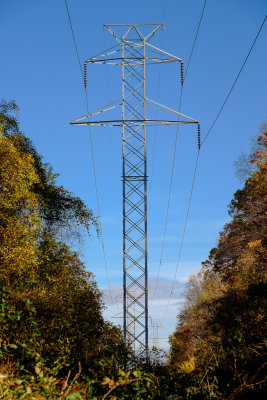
[149,0,168,205]
[160,13,266,323]
[201,14,267,146]
[160,150,200,323]
[64,0,116,307]
[150,0,207,306]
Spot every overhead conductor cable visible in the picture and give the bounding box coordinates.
[64,0,116,308]
[151,0,207,307]
[161,12,266,323]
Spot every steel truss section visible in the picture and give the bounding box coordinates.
[70,24,199,356]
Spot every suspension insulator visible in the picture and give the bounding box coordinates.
[180,61,184,86]
[84,63,87,88]
[198,124,201,150]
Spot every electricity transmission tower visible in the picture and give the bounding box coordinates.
[70,24,198,356]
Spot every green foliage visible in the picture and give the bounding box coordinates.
[33,235,127,373]
[0,287,42,370]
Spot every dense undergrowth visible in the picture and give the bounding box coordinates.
[0,101,266,399]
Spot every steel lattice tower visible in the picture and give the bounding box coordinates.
[70,24,199,355]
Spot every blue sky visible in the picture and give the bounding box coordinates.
[1,0,266,349]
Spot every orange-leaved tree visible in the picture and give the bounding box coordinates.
[169,127,267,399]
[0,101,126,375]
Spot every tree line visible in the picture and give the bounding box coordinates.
[0,100,266,398]
[169,125,267,399]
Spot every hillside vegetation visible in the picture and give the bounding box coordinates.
[0,101,266,399]
[169,126,267,399]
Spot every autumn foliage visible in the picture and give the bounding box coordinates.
[169,129,267,399]
[0,101,126,379]
[0,100,266,398]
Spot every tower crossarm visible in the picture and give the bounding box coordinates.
[70,98,199,127]
[84,35,182,66]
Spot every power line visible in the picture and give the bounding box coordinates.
[150,90,182,305]
[148,25,166,205]
[201,14,267,146]
[161,150,200,323]
[64,0,115,307]
[150,0,207,305]
[100,1,117,207]
[184,0,207,80]
[160,13,267,322]
[64,0,83,77]
[149,1,169,206]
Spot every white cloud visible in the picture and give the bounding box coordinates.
[102,277,185,305]
[102,277,187,351]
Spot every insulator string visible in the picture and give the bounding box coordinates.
[180,61,184,86]
[84,63,87,88]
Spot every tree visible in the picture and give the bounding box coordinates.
[0,124,40,287]
[0,100,98,242]
[0,100,126,376]
[169,128,267,399]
